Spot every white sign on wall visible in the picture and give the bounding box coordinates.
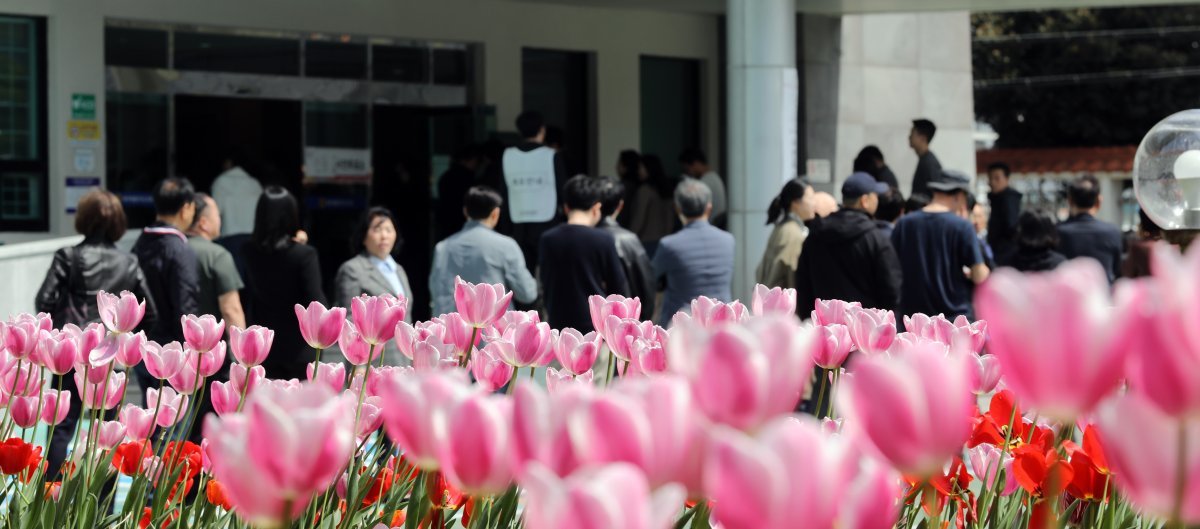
[304,147,372,183]
[806,159,832,184]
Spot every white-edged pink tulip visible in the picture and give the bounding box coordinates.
[40,389,70,426]
[470,342,514,392]
[751,284,797,316]
[36,330,79,375]
[181,314,225,353]
[97,291,145,333]
[96,420,127,450]
[338,321,378,366]
[588,294,642,334]
[294,302,347,350]
[522,463,685,529]
[306,362,347,393]
[351,294,407,346]
[147,386,189,428]
[439,392,515,495]
[553,328,601,375]
[453,277,512,329]
[119,404,156,439]
[74,370,125,410]
[229,325,274,367]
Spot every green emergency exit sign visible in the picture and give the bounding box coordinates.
[71,94,95,120]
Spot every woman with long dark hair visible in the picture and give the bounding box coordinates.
[755,177,815,289]
[615,149,642,226]
[241,186,326,380]
[1009,209,1067,273]
[627,154,678,257]
[853,145,899,190]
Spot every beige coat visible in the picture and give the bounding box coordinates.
[755,217,808,289]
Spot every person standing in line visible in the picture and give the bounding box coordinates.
[908,118,942,199]
[132,177,201,399]
[210,147,262,238]
[430,186,538,317]
[653,180,735,324]
[969,195,997,270]
[874,188,905,239]
[1123,209,1164,279]
[756,177,816,290]
[435,145,483,242]
[503,111,568,273]
[596,175,656,322]
[795,172,902,313]
[614,149,642,227]
[36,190,159,478]
[335,207,414,365]
[538,176,629,332]
[628,154,678,258]
[1057,174,1124,284]
[241,186,326,380]
[186,193,246,329]
[892,169,989,320]
[1009,210,1067,273]
[853,145,900,190]
[678,148,728,229]
[986,162,1023,267]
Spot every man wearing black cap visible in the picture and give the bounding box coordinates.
[795,172,902,313]
[892,169,990,320]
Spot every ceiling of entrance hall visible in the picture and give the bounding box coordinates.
[513,0,1198,15]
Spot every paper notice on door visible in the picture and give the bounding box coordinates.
[304,147,372,183]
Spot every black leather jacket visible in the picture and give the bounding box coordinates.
[597,218,656,321]
[35,238,159,329]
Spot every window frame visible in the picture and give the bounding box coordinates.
[0,15,48,232]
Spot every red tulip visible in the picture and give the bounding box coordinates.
[294,301,347,350]
[351,294,407,346]
[453,277,512,329]
[112,440,152,475]
[228,325,273,367]
[181,314,225,353]
[751,284,797,316]
[206,480,233,510]
[97,290,145,333]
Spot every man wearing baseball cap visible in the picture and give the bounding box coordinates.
[795,172,902,314]
[891,169,990,320]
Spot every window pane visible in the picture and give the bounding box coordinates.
[0,172,40,220]
[305,41,366,79]
[432,48,467,85]
[105,27,168,68]
[175,32,299,76]
[0,17,37,160]
[372,45,428,83]
[305,102,367,148]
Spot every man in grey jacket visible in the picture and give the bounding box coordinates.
[596,176,655,321]
[429,186,538,316]
[652,179,735,324]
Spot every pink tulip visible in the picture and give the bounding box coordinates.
[588,294,642,334]
[74,370,125,410]
[394,320,447,361]
[553,328,601,375]
[971,354,1003,395]
[600,376,706,491]
[628,338,667,375]
[9,394,38,428]
[439,393,515,495]
[813,324,853,369]
[203,383,355,526]
[63,323,105,364]
[839,459,905,529]
[40,389,70,426]
[811,299,862,326]
[377,370,473,470]
[436,313,479,353]
[494,321,553,368]
[1097,392,1200,523]
[36,330,79,375]
[666,316,814,431]
[97,290,146,333]
[198,342,226,377]
[119,404,156,439]
[751,284,797,316]
[837,343,973,477]
[846,307,897,356]
[115,331,147,368]
[96,420,127,450]
[522,463,685,529]
[2,317,39,359]
[356,396,384,440]
[229,325,274,367]
[294,302,347,350]
[182,314,226,353]
[967,444,1017,496]
[454,277,513,329]
[366,365,410,397]
[229,363,265,395]
[602,315,644,363]
[411,337,458,371]
[147,387,189,428]
[470,343,515,392]
[545,367,593,394]
[168,356,201,395]
[491,310,540,336]
[904,313,988,355]
[143,341,186,380]
[4,362,43,397]
[306,362,347,393]
[705,417,899,529]
[690,296,748,327]
[512,382,591,476]
[976,259,1139,421]
[211,380,241,416]
[351,294,407,346]
[338,321,379,366]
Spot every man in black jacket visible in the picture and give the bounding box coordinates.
[796,172,902,312]
[596,175,655,321]
[986,162,1022,267]
[1058,174,1123,284]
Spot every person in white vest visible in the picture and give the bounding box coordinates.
[211,147,264,237]
[502,111,568,273]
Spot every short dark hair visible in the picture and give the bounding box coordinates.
[464,186,503,219]
[678,147,708,165]
[562,174,606,211]
[853,146,886,175]
[875,188,905,223]
[1068,174,1100,209]
[617,150,641,179]
[190,192,211,231]
[74,189,127,242]
[352,206,400,255]
[675,179,712,218]
[905,193,930,213]
[912,119,937,142]
[152,177,196,216]
[515,111,545,139]
[598,175,625,217]
[1017,209,1060,251]
[251,186,300,250]
[987,162,1011,177]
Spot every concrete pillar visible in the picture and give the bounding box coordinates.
[727,0,798,301]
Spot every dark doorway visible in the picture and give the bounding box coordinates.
[521,48,593,176]
[640,56,701,166]
[173,95,303,193]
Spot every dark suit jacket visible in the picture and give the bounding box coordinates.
[242,241,326,380]
[598,218,656,321]
[1057,213,1123,284]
